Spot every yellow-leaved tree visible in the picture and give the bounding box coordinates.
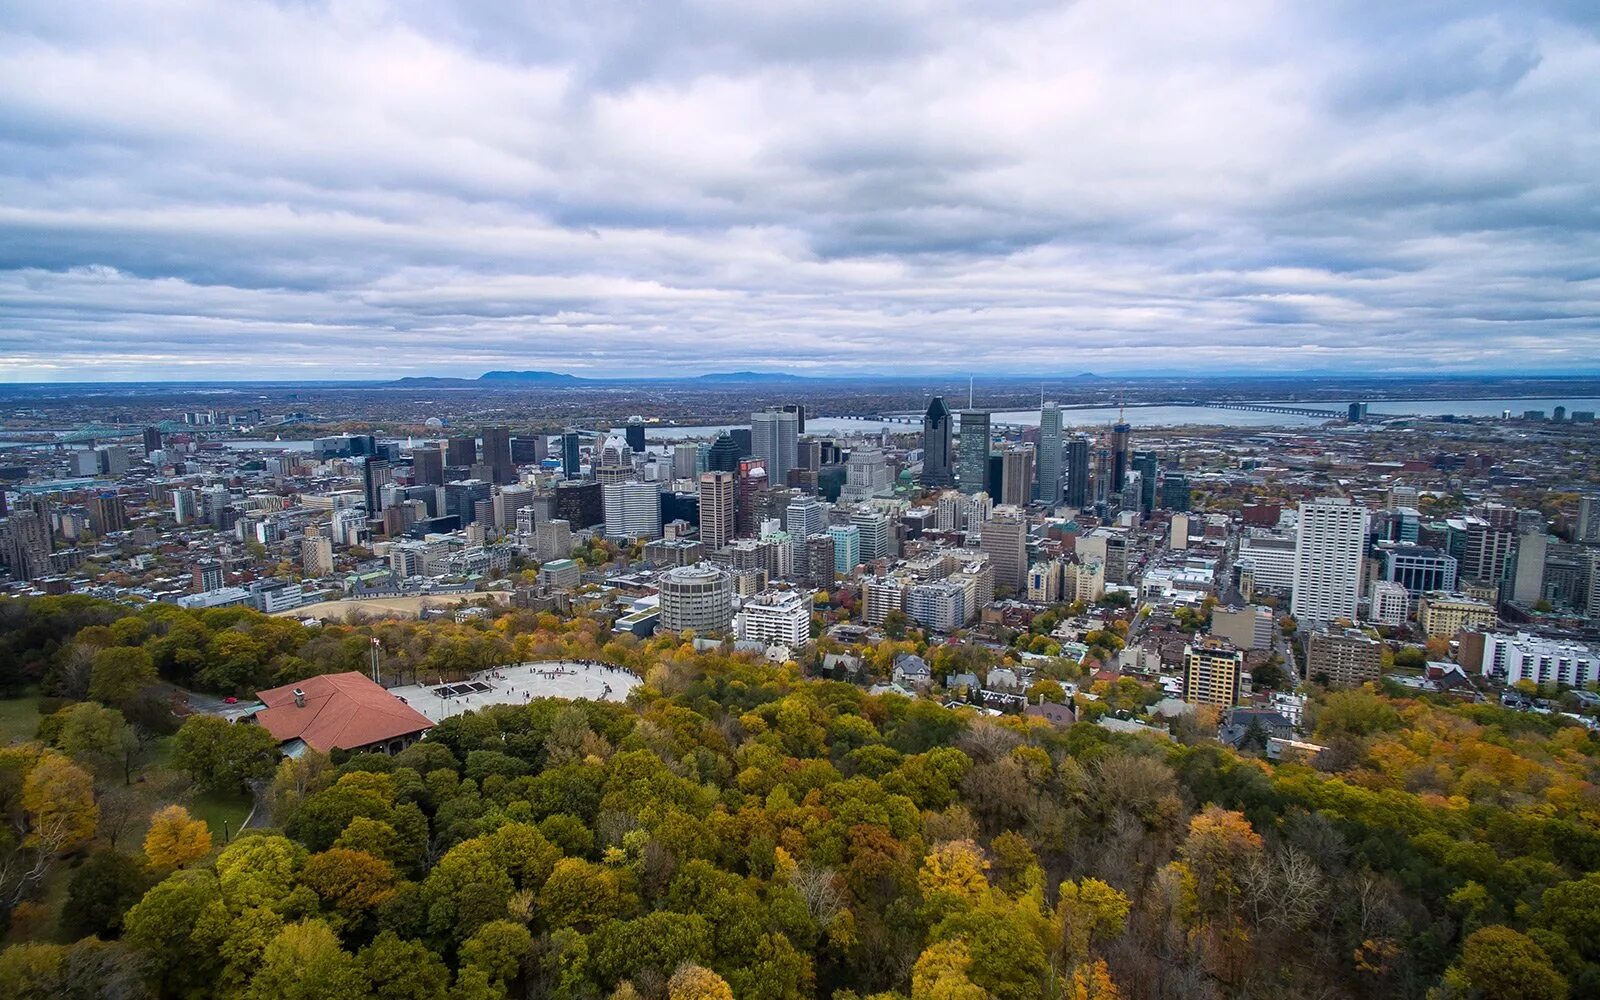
[667,963,734,1000]
[144,804,213,869]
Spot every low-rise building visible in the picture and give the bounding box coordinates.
[1306,628,1383,687]
[737,589,812,647]
[1416,592,1497,639]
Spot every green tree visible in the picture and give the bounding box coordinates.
[122,869,226,996]
[216,833,309,910]
[173,714,278,793]
[88,645,157,706]
[358,931,451,1000]
[1455,925,1568,1000]
[63,850,150,940]
[244,919,368,1000]
[55,702,144,785]
[460,920,533,987]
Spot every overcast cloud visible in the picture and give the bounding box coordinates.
[1,0,1598,381]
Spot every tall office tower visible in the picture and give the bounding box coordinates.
[707,433,741,473]
[734,459,768,537]
[594,435,636,484]
[1132,451,1158,513]
[624,418,647,453]
[1160,474,1190,512]
[553,480,604,529]
[443,479,492,526]
[142,426,163,456]
[786,496,828,540]
[804,533,837,589]
[301,534,334,577]
[1092,445,1113,506]
[699,471,736,551]
[921,397,955,488]
[510,436,544,465]
[1001,445,1035,507]
[172,488,198,525]
[363,459,392,514]
[87,492,129,536]
[445,436,477,468]
[730,428,753,457]
[672,444,699,480]
[494,484,532,532]
[1290,498,1371,626]
[980,506,1029,593]
[781,403,806,434]
[751,409,799,486]
[1110,419,1131,493]
[828,524,861,575]
[560,431,583,479]
[1036,402,1062,503]
[797,439,822,472]
[1511,532,1550,605]
[956,409,991,495]
[1063,435,1090,508]
[481,426,514,485]
[412,446,445,486]
[2,510,51,582]
[602,481,663,540]
[1579,495,1600,544]
[851,508,895,562]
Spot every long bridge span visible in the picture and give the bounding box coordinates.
[854,400,1360,425]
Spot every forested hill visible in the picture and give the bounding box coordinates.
[0,595,1595,999]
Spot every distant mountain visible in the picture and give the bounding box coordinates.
[1072,372,1101,379]
[477,370,585,384]
[693,371,815,383]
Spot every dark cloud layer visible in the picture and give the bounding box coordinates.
[1,0,1598,380]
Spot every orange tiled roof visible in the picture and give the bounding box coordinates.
[253,672,433,752]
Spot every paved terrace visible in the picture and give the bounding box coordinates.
[387,660,641,722]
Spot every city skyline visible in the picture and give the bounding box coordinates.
[3,2,1599,380]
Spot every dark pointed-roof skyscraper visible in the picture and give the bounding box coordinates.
[921,397,954,488]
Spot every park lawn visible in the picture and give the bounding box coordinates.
[0,692,45,744]
[189,788,253,844]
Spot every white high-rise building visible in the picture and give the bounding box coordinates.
[602,481,662,540]
[1290,498,1371,626]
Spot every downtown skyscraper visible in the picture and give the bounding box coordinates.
[751,408,799,486]
[921,396,954,488]
[1036,401,1062,504]
[1064,435,1090,508]
[956,409,991,495]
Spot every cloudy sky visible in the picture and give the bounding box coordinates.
[2,1,1598,381]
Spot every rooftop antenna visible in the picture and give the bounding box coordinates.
[968,376,974,409]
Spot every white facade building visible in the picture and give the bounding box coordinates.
[737,589,812,647]
[1483,632,1600,689]
[1370,580,1410,626]
[602,481,663,540]
[1290,499,1371,626]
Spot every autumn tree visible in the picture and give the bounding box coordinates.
[668,962,736,1000]
[144,804,213,870]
